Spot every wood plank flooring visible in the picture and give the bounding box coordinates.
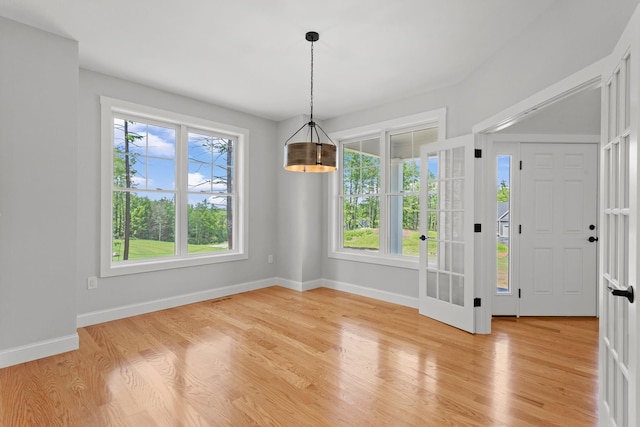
[0,286,598,426]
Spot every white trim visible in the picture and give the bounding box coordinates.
[274,278,325,292]
[328,251,419,269]
[99,96,249,277]
[104,252,249,277]
[77,279,273,327]
[323,279,419,308]
[330,108,447,141]
[0,334,79,369]
[77,277,419,328]
[491,133,600,143]
[100,96,250,136]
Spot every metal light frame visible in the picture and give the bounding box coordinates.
[284,31,337,173]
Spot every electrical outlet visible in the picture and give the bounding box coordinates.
[267,254,274,264]
[87,276,98,290]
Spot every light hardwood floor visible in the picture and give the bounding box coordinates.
[0,286,598,426]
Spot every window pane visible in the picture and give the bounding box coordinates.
[428,153,439,180]
[390,128,437,193]
[187,194,231,254]
[389,195,420,256]
[112,191,175,262]
[361,166,380,194]
[427,270,438,298]
[188,133,233,194]
[342,196,380,252]
[343,138,380,197]
[113,118,176,191]
[452,275,464,306]
[144,157,175,191]
[438,272,450,302]
[497,155,511,294]
[343,141,361,165]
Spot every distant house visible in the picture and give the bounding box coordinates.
[497,202,510,238]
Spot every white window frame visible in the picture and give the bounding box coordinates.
[100,96,248,277]
[328,108,446,269]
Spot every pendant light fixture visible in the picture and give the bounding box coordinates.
[284,31,337,173]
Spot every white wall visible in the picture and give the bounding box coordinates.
[320,0,639,301]
[0,17,79,366]
[276,116,325,288]
[77,70,279,322]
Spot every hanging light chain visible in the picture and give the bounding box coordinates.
[309,37,314,122]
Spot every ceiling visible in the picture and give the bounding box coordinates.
[0,0,558,121]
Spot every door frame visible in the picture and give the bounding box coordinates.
[471,59,604,333]
[489,138,600,317]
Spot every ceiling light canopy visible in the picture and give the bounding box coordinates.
[284,31,337,173]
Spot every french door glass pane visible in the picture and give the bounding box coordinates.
[426,145,467,305]
[451,275,464,306]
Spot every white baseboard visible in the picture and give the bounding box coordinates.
[274,277,324,292]
[77,277,418,329]
[323,279,419,309]
[0,333,79,369]
[77,278,275,327]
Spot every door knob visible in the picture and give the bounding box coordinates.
[589,224,596,230]
[419,235,427,241]
[608,286,634,303]
[588,236,598,242]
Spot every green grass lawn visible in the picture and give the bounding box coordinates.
[497,241,509,290]
[343,229,437,256]
[112,239,226,260]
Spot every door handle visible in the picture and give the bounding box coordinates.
[588,236,598,242]
[608,286,635,303]
[419,235,427,241]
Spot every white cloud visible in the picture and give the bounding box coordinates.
[207,195,228,208]
[188,173,228,192]
[147,133,175,157]
[188,172,208,190]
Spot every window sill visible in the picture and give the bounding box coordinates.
[100,251,248,277]
[328,250,419,270]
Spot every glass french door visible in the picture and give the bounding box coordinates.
[419,135,475,333]
[599,5,639,425]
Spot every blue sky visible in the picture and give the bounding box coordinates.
[496,155,511,187]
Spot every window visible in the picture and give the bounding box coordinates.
[329,109,445,268]
[101,97,247,276]
[496,155,511,294]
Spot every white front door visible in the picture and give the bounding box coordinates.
[418,134,475,333]
[519,142,598,316]
[599,5,639,426]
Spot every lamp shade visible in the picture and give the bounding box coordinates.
[284,142,337,172]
